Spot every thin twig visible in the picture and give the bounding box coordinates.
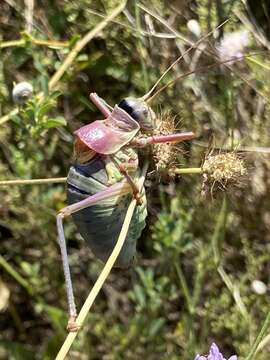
[24,0,34,33]
[0,177,67,186]
[84,7,176,38]
[173,168,202,174]
[256,332,270,354]
[55,161,148,360]
[175,262,193,314]
[194,140,270,154]
[218,266,249,320]
[147,52,267,103]
[245,311,270,360]
[211,196,227,264]
[0,37,69,49]
[139,4,268,102]
[0,255,32,294]
[211,197,249,321]
[0,108,19,125]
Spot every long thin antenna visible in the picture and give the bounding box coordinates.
[147,52,265,103]
[141,19,229,101]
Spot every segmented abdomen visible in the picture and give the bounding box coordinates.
[66,155,147,268]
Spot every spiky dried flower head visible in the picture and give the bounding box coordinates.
[152,112,179,174]
[12,81,33,104]
[202,152,246,194]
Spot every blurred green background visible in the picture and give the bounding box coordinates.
[0,0,270,359]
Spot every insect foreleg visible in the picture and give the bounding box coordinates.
[89,92,112,117]
[56,180,131,331]
[109,156,142,205]
[131,132,195,147]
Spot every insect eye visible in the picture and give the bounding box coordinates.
[118,99,134,116]
[118,97,155,130]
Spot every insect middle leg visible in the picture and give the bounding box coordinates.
[109,156,142,205]
[118,162,143,205]
[56,181,131,331]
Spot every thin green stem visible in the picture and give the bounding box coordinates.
[192,247,210,309]
[211,196,227,265]
[217,266,249,320]
[0,108,19,125]
[0,177,67,186]
[174,261,196,356]
[0,37,69,49]
[0,255,32,294]
[173,167,202,174]
[245,312,270,360]
[135,4,149,92]
[246,56,270,71]
[0,39,25,49]
[175,262,193,314]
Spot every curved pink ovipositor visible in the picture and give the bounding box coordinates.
[74,105,140,155]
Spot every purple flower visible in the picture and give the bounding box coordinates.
[217,30,249,64]
[194,343,237,360]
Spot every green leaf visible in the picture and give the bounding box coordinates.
[10,114,22,125]
[43,116,67,128]
[49,90,62,100]
[69,34,81,48]
[149,318,166,337]
[36,102,53,120]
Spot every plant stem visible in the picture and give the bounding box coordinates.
[175,262,193,314]
[245,311,270,360]
[217,265,249,320]
[211,195,227,264]
[0,108,19,125]
[0,255,32,294]
[0,39,25,48]
[135,3,149,92]
[0,177,67,186]
[55,160,148,360]
[173,167,202,174]
[0,37,69,49]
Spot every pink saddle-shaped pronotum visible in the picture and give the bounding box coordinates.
[74,105,140,155]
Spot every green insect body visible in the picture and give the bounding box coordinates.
[67,147,147,268]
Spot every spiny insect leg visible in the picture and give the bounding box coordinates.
[89,92,112,117]
[56,214,78,332]
[56,181,131,332]
[132,132,195,147]
[110,157,142,205]
[119,162,143,205]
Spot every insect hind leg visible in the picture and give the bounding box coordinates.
[56,213,79,332]
[56,181,131,331]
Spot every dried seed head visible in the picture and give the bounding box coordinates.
[202,152,246,193]
[152,112,179,174]
[12,81,33,104]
